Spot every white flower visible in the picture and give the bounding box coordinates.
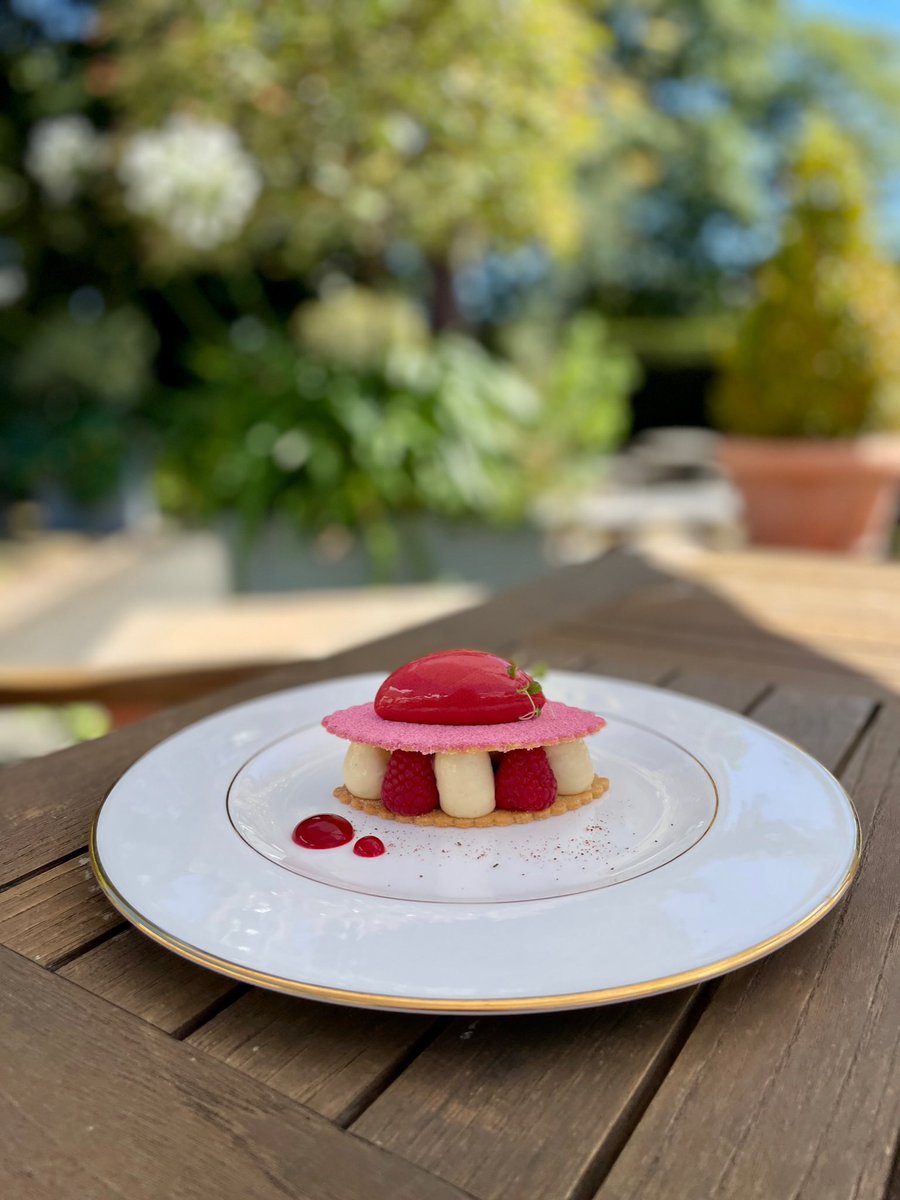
[118,114,262,251]
[25,115,108,204]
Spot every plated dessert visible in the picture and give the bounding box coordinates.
[322,650,608,827]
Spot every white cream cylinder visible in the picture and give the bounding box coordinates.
[434,751,496,818]
[544,740,594,794]
[343,743,391,800]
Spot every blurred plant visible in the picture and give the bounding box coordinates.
[2,305,158,504]
[101,0,599,275]
[575,0,900,317]
[711,116,900,439]
[0,4,160,514]
[62,703,112,743]
[153,288,636,574]
[292,285,429,368]
[578,0,784,314]
[544,314,637,452]
[155,325,535,572]
[503,312,637,466]
[791,18,900,184]
[118,114,262,251]
[25,113,108,204]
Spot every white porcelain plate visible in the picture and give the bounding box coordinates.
[92,672,860,1013]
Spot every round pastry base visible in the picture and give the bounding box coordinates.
[334,774,609,828]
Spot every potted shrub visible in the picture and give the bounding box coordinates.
[711,116,900,556]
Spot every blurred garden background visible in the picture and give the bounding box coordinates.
[3,0,900,757]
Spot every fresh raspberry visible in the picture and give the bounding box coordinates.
[381,750,440,815]
[494,748,557,812]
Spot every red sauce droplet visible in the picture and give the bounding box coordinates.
[292,813,354,849]
[353,835,386,858]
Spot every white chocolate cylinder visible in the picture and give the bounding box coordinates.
[544,740,594,794]
[343,743,390,800]
[434,751,496,818]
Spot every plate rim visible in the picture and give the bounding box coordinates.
[89,679,862,1012]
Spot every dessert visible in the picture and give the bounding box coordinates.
[322,650,609,827]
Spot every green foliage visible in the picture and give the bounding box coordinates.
[292,287,430,367]
[14,305,156,406]
[796,19,900,177]
[2,306,157,503]
[102,0,600,269]
[156,311,541,543]
[154,290,638,569]
[62,704,112,743]
[502,311,638,456]
[606,314,736,366]
[541,314,637,452]
[711,117,900,439]
[575,0,900,315]
[575,0,790,312]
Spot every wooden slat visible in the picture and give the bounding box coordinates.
[0,661,283,707]
[0,946,472,1200]
[594,702,900,1200]
[0,550,666,888]
[578,650,676,685]
[560,611,900,680]
[650,544,900,593]
[748,686,874,769]
[0,855,123,966]
[57,928,238,1035]
[554,559,900,684]
[505,635,677,686]
[353,992,702,1200]
[549,624,900,697]
[666,670,769,713]
[588,577,900,650]
[187,990,437,1124]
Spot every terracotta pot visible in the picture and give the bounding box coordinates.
[717,435,900,557]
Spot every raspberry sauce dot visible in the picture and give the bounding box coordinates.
[292,813,354,849]
[353,835,386,858]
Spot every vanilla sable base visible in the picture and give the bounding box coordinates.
[335,774,609,828]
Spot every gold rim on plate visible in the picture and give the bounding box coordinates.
[89,795,861,1014]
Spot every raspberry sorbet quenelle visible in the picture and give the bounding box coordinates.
[322,650,609,827]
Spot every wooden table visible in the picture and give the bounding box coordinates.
[2,547,898,1200]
